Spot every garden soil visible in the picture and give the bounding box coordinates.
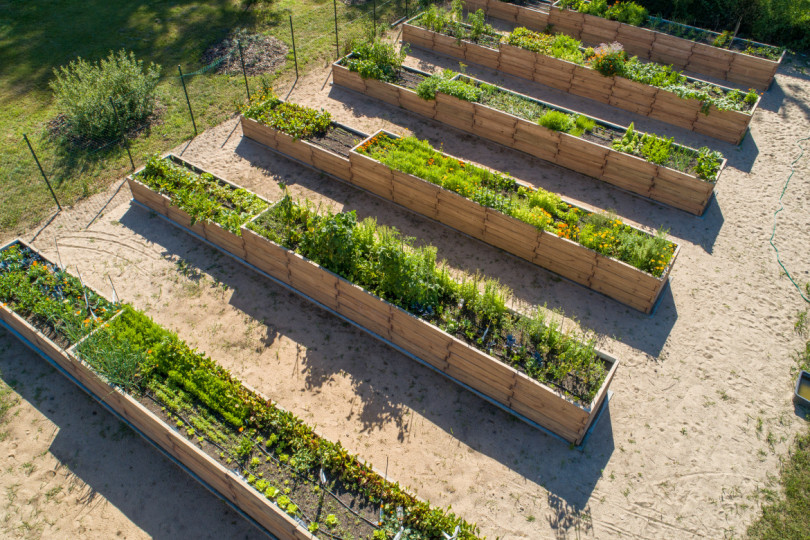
[2,41,810,539]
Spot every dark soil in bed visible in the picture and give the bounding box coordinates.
[308,125,365,157]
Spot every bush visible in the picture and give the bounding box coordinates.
[415,72,483,101]
[538,110,574,132]
[346,39,407,83]
[590,42,627,77]
[50,49,161,141]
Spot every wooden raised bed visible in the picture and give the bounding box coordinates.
[127,158,618,444]
[402,15,761,144]
[349,130,679,313]
[331,60,725,215]
[0,239,310,540]
[463,0,783,90]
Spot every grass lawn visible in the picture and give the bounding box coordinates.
[0,0,404,235]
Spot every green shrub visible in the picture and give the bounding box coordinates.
[50,49,160,141]
[590,42,627,77]
[538,110,574,132]
[639,133,674,165]
[240,88,331,140]
[605,1,648,26]
[345,39,407,83]
[415,72,483,101]
[694,147,724,180]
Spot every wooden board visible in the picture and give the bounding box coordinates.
[513,120,560,162]
[433,33,466,58]
[568,67,613,103]
[240,116,278,150]
[556,134,608,179]
[365,77,401,107]
[435,188,487,238]
[242,229,290,280]
[287,253,340,310]
[398,88,436,118]
[275,130,314,165]
[445,340,516,405]
[391,170,441,220]
[464,42,500,69]
[601,151,656,196]
[127,178,170,216]
[331,63,366,93]
[203,222,246,259]
[335,280,393,339]
[348,152,394,199]
[311,146,352,181]
[533,55,575,91]
[402,24,435,50]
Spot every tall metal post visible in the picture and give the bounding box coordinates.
[109,97,135,170]
[238,40,251,101]
[290,15,299,79]
[23,134,61,211]
[333,0,340,59]
[178,65,198,136]
[373,0,377,38]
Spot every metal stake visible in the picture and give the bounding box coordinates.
[23,134,61,211]
[238,40,250,101]
[109,97,135,170]
[290,15,299,80]
[178,65,198,136]
[333,0,340,59]
[373,0,377,38]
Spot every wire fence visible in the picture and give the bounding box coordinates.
[4,0,418,238]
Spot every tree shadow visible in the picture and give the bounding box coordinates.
[0,0,262,93]
[117,202,615,509]
[0,327,265,539]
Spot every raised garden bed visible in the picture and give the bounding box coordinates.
[128,155,619,444]
[239,95,680,312]
[350,131,679,313]
[332,58,726,215]
[402,14,761,144]
[1,239,485,539]
[463,0,783,90]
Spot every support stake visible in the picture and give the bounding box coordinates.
[23,134,61,211]
[333,0,340,59]
[290,15,299,80]
[238,40,251,101]
[178,65,198,136]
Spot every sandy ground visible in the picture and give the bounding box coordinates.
[2,33,810,539]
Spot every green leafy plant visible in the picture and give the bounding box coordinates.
[137,156,268,234]
[345,38,408,83]
[538,110,575,132]
[713,30,734,48]
[590,42,627,77]
[50,49,160,141]
[240,88,331,140]
[356,133,675,278]
[694,147,724,180]
[415,71,483,101]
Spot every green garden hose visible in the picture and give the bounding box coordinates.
[769,135,810,303]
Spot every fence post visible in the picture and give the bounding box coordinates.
[238,40,251,101]
[405,0,409,18]
[109,97,135,170]
[178,65,198,137]
[333,0,340,59]
[373,0,377,38]
[23,134,62,211]
[290,15,299,80]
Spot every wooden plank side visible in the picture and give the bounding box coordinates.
[534,234,597,284]
[654,166,715,205]
[388,308,452,370]
[445,341,516,404]
[601,151,656,197]
[331,63,366,93]
[464,42,501,69]
[287,253,340,310]
[433,33,466,59]
[203,222,246,259]
[649,91,701,130]
[336,281,392,338]
[513,121,560,162]
[365,77,401,107]
[239,116,278,150]
[515,6,549,31]
[348,152,394,199]
[556,134,608,178]
[579,15,620,46]
[399,88,437,118]
[435,189,487,238]
[592,255,660,296]
[391,170,440,219]
[487,0,519,22]
[241,229,290,281]
[533,55,576,91]
[128,178,170,216]
[649,32,693,68]
[482,209,540,262]
[275,131,315,165]
[402,24,435,50]
[616,25,654,58]
[311,146,352,181]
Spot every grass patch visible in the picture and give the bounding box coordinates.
[0,0,403,235]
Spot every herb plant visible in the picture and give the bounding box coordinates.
[345,38,408,83]
[137,155,268,234]
[248,194,609,401]
[357,133,676,276]
[240,89,331,140]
